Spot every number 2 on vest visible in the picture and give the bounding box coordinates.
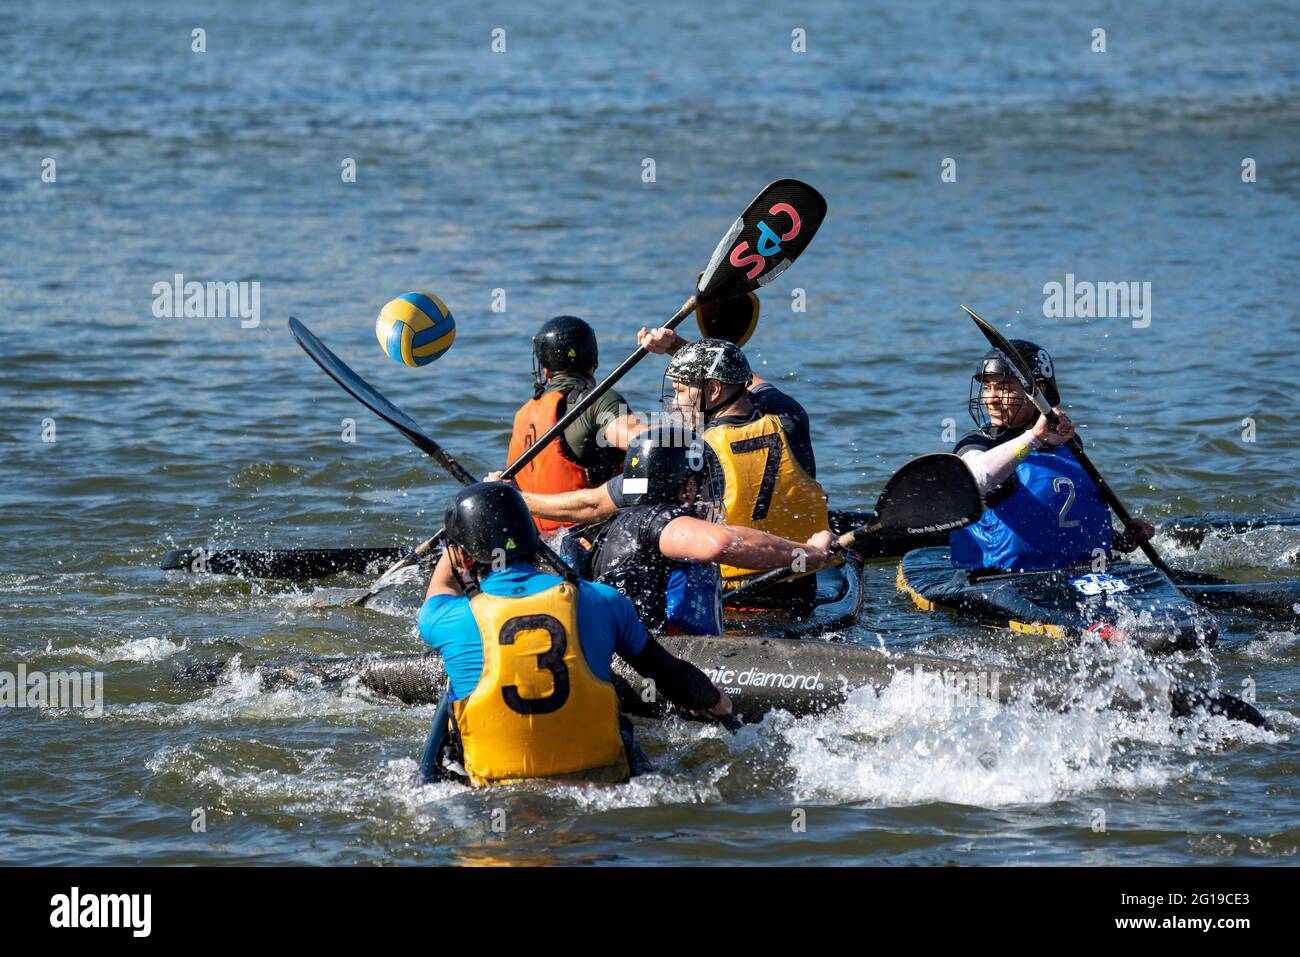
[498,614,570,714]
[1053,477,1079,528]
[730,433,783,520]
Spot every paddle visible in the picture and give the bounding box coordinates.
[724,453,984,603]
[349,179,827,606]
[417,694,452,784]
[961,305,1300,621]
[288,317,574,602]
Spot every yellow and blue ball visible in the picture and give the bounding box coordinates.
[375,292,456,368]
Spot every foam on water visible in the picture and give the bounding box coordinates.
[772,667,1280,809]
[144,714,728,852]
[1241,630,1300,662]
[55,636,187,663]
[1156,527,1300,572]
[112,644,1290,863]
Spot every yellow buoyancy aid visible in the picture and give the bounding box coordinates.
[453,581,629,786]
[704,412,829,580]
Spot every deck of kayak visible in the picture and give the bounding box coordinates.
[897,546,1220,652]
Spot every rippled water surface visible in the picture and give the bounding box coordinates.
[2,0,1298,865]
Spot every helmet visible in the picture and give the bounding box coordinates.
[533,316,598,392]
[968,339,1060,429]
[620,425,708,506]
[443,482,539,565]
[664,338,753,387]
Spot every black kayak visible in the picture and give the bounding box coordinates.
[173,633,1264,726]
[897,547,1219,653]
[164,542,866,638]
[160,510,946,579]
[723,552,866,639]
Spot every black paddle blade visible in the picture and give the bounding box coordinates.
[697,179,827,303]
[289,316,439,460]
[694,276,760,346]
[960,305,1041,399]
[873,453,984,536]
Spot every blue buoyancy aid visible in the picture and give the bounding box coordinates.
[949,445,1113,572]
[664,561,724,635]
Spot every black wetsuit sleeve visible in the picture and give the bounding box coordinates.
[622,637,721,712]
[643,504,691,549]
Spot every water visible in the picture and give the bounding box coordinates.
[2,0,1298,865]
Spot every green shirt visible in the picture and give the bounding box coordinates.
[544,373,630,485]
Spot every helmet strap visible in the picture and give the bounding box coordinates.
[531,340,548,399]
[448,545,481,598]
[700,382,743,422]
[556,559,579,585]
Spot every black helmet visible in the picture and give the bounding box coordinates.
[664,338,752,387]
[969,339,1059,429]
[533,315,598,392]
[973,340,1059,405]
[620,425,709,506]
[444,482,539,565]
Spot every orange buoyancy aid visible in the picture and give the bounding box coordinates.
[703,412,830,580]
[453,581,629,786]
[507,390,592,532]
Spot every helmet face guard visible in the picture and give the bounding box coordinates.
[968,371,1032,432]
[662,339,752,427]
[692,444,726,524]
[967,342,1059,431]
[531,342,546,397]
[659,376,701,431]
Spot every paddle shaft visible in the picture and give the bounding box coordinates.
[723,526,867,603]
[286,320,570,596]
[1035,401,1176,578]
[502,296,697,481]
[362,296,699,594]
[351,437,573,594]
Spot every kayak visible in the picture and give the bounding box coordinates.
[174,633,1263,726]
[164,541,865,638]
[896,547,1219,653]
[723,552,866,638]
[159,510,945,580]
